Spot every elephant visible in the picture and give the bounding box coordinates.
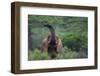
[41,24,62,59]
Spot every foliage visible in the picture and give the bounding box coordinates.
[28,47,80,60]
[28,49,49,60]
[62,47,80,59]
[62,33,87,52]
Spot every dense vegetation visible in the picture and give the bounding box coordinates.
[28,15,88,60]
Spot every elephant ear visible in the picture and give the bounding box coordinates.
[55,36,59,44]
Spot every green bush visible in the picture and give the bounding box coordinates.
[62,33,87,52]
[28,47,80,60]
[62,47,80,59]
[28,49,49,60]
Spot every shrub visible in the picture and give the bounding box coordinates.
[61,47,80,59]
[28,47,80,60]
[62,33,87,52]
[28,49,49,60]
